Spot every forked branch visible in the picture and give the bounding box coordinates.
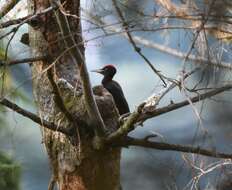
[107,83,232,142]
[111,0,167,85]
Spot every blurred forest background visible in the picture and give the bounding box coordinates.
[0,0,232,189]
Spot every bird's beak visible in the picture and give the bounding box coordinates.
[91,69,104,74]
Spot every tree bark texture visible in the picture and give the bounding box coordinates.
[28,0,121,189]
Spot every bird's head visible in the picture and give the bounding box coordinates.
[92,64,117,78]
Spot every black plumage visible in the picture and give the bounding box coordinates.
[92,65,130,115]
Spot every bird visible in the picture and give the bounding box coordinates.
[92,65,130,115]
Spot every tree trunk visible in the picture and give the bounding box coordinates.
[28,0,121,189]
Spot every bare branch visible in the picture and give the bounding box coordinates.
[0,5,57,39]
[142,68,199,110]
[107,83,232,142]
[0,56,46,66]
[138,83,232,123]
[0,98,71,135]
[0,0,18,18]
[113,136,232,159]
[84,10,232,70]
[131,35,232,70]
[184,158,232,189]
[0,15,30,29]
[106,69,197,142]
[111,0,167,86]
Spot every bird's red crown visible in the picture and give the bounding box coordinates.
[103,64,116,70]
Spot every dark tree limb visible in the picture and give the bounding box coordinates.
[0,5,56,28]
[2,93,232,160]
[114,136,232,159]
[107,84,232,142]
[0,0,19,18]
[0,5,57,40]
[0,98,71,135]
[138,83,232,123]
[0,56,46,66]
[0,15,31,29]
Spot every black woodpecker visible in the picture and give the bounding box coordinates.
[92,65,130,115]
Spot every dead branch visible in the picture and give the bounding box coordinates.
[114,136,232,159]
[107,83,232,142]
[84,10,232,70]
[131,35,232,70]
[0,0,18,18]
[112,0,167,86]
[0,5,57,40]
[2,92,232,160]
[0,5,55,29]
[138,83,232,123]
[106,69,196,142]
[184,158,232,190]
[0,98,71,135]
[0,56,46,66]
[0,16,31,29]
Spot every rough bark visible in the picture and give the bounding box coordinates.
[28,0,121,189]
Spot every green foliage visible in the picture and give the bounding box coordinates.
[0,152,21,190]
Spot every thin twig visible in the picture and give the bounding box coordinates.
[84,10,232,70]
[107,83,232,142]
[138,83,232,123]
[106,69,198,142]
[111,0,167,86]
